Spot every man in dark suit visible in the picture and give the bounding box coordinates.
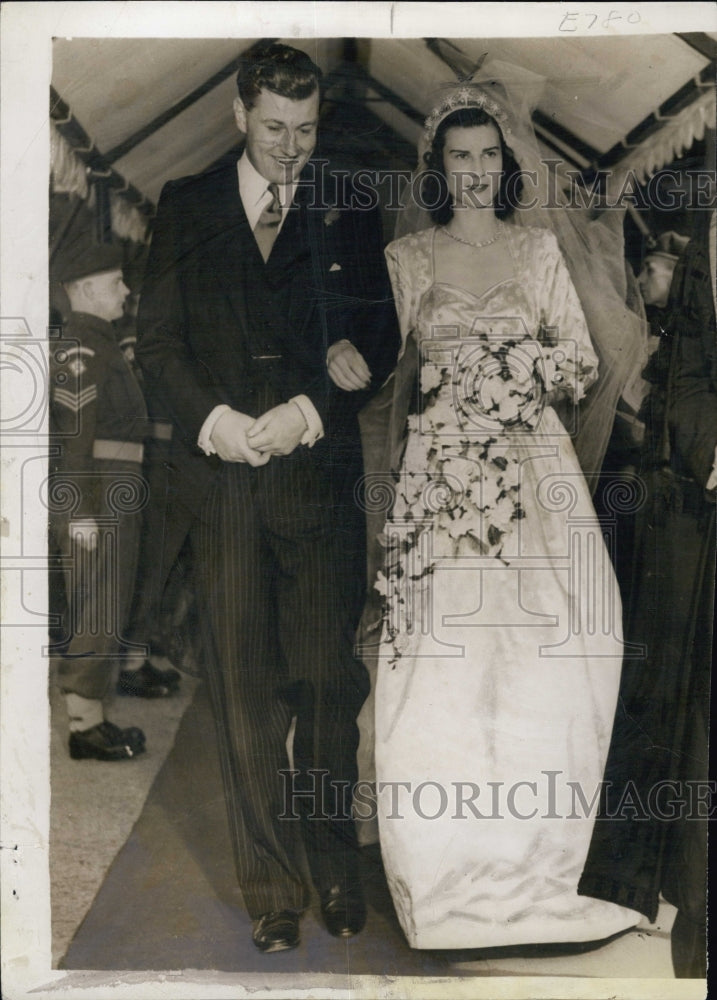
[136,43,399,953]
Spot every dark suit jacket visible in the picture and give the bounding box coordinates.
[136,158,400,529]
[667,213,717,488]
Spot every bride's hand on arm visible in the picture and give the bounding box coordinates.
[541,351,589,407]
[327,339,371,391]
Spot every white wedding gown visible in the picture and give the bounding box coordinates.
[373,225,641,949]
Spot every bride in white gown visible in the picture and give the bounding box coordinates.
[372,83,643,950]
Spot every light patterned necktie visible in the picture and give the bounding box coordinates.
[253,182,282,262]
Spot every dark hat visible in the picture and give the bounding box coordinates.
[645,230,690,262]
[54,240,125,284]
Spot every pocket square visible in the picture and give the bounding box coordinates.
[329,263,342,272]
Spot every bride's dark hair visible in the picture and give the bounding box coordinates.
[421,107,523,224]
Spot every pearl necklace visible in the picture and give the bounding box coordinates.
[440,221,504,249]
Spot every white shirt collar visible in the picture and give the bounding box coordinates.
[237,152,296,232]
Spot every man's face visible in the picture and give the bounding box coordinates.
[85,269,130,322]
[233,87,319,186]
[638,255,676,308]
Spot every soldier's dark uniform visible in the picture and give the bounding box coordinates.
[50,309,149,702]
[579,210,716,978]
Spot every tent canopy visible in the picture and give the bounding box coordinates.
[50,33,716,239]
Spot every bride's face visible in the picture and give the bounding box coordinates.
[442,123,503,211]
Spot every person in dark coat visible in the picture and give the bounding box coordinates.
[578,208,716,979]
[49,242,176,760]
[135,43,400,953]
[593,231,690,599]
[114,288,192,686]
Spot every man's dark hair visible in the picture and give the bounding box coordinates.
[422,106,523,224]
[236,42,322,110]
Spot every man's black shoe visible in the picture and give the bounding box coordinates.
[252,910,300,953]
[117,661,180,698]
[320,885,367,938]
[69,721,146,761]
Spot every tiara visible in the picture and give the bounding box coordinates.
[423,86,512,144]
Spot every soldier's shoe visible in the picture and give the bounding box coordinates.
[69,721,146,761]
[117,661,181,698]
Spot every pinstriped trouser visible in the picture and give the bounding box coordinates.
[191,450,369,917]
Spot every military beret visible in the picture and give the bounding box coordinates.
[54,240,125,284]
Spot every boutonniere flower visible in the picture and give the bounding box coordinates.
[323,208,341,227]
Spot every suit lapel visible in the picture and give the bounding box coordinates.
[202,164,256,335]
[272,174,322,340]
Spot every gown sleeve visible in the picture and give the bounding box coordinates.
[383,237,421,471]
[536,229,599,403]
[385,239,415,356]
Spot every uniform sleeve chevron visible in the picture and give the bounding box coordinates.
[64,346,96,359]
[53,385,98,412]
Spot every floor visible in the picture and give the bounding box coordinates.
[48,660,705,998]
[49,658,200,966]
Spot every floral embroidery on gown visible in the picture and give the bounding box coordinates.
[374,225,642,949]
